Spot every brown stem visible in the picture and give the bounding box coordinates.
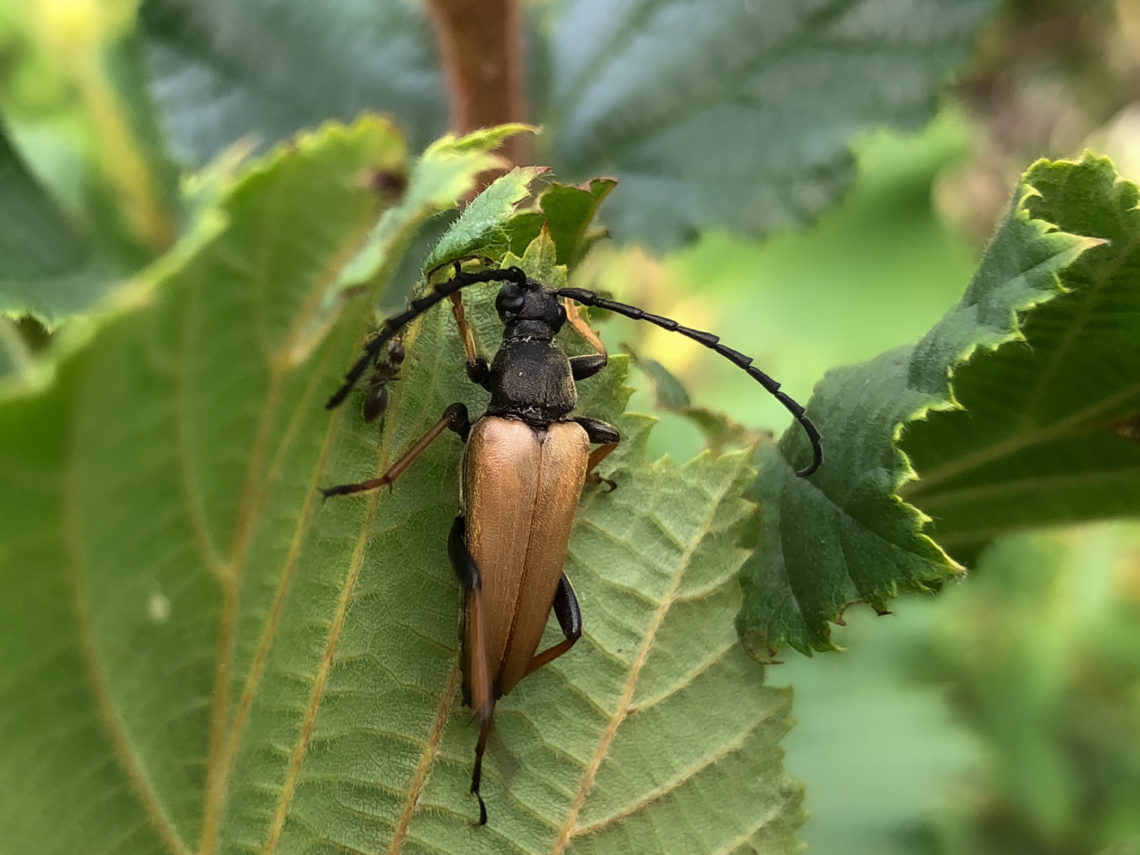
[426,0,531,169]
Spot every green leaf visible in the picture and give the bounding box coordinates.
[0,119,110,321]
[87,20,183,264]
[538,0,998,247]
[8,2,182,266]
[0,116,407,855]
[503,228,565,290]
[335,125,529,295]
[506,178,619,267]
[423,165,547,274]
[140,0,446,160]
[0,124,803,853]
[902,155,1140,555]
[738,155,1103,653]
[138,0,995,250]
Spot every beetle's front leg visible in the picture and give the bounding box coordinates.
[575,417,620,491]
[565,296,610,381]
[448,292,491,387]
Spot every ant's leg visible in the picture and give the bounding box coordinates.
[326,265,526,410]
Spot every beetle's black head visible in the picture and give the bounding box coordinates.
[496,277,566,341]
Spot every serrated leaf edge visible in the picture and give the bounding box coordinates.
[901,157,1113,503]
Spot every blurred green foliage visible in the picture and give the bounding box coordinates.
[636,110,978,460]
[923,526,1140,855]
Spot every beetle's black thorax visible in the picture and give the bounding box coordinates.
[486,336,576,424]
[484,281,577,424]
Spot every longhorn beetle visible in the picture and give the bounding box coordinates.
[322,263,821,824]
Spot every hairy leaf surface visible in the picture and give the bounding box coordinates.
[0,118,802,854]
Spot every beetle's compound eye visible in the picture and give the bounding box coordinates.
[496,283,526,316]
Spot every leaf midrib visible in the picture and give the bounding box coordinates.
[904,377,1140,500]
[196,176,372,853]
[262,281,470,855]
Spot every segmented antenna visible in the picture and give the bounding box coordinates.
[326,265,821,477]
[326,266,528,410]
[556,286,822,477]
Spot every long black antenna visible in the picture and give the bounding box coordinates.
[556,286,822,477]
[325,266,528,410]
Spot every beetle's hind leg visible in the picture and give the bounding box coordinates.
[575,417,620,491]
[524,574,582,677]
[449,516,493,717]
[448,514,495,825]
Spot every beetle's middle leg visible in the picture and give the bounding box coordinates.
[321,402,471,498]
[575,416,620,491]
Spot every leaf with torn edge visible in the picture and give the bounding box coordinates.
[738,155,1112,653]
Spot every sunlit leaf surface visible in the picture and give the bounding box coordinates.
[0,118,802,855]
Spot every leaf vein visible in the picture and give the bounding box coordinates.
[174,269,226,578]
[64,381,193,855]
[575,705,772,836]
[385,664,462,854]
[549,473,737,852]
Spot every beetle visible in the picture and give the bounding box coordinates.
[322,263,821,823]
